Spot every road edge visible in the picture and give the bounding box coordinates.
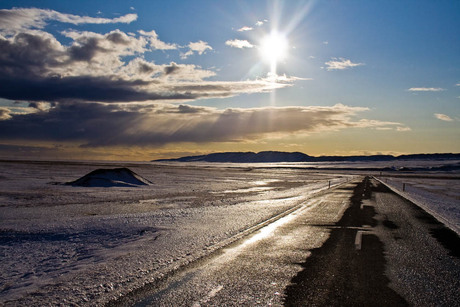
[372,176,459,236]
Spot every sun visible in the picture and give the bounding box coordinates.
[260,31,288,74]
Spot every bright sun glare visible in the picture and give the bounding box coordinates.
[260,31,288,74]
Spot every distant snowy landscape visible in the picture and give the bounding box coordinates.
[0,159,458,305]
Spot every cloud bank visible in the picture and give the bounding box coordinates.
[0,103,409,147]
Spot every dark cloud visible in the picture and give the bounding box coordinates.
[105,31,132,45]
[163,63,181,75]
[137,62,156,74]
[0,75,197,102]
[68,37,106,62]
[28,101,52,111]
[177,104,209,114]
[0,32,64,77]
[0,102,406,147]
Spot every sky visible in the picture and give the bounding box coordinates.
[0,0,458,161]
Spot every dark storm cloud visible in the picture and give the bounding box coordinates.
[0,102,407,147]
[0,75,198,102]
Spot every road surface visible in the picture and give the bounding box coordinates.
[110,177,460,306]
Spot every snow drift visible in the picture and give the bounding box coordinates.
[67,168,152,187]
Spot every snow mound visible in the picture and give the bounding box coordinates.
[67,168,152,187]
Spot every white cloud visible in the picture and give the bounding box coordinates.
[396,126,412,132]
[408,87,445,92]
[225,39,254,49]
[0,8,137,34]
[237,26,253,32]
[255,20,264,26]
[138,30,177,50]
[188,40,212,54]
[325,58,364,71]
[181,40,212,59]
[434,113,453,121]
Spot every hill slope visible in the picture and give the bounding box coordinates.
[153,151,460,163]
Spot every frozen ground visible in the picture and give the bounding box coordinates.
[0,159,458,305]
[0,160,349,305]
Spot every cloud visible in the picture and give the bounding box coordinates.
[0,72,291,104]
[138,30,177,50]
[0,102,408,147]
[325,58,364,71]
[0,8,137,34]
[225,39,254,49]
[160,62,216,80]
[237,20,266,32]
[396,126,412,132]
[0,107,11,120]
[237,26,253,32]
[408,87,445,92]
[434,113,453,121]
[0,28,294,103]
[28,101,52,111]
[62,29,147,64]
[181,40,212,58]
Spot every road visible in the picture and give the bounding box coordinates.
[110,177,460,306]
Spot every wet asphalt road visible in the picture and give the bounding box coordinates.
[110,177,460,306]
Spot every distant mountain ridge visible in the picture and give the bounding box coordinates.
[153,151,460,163]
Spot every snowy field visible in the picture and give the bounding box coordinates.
[0,160,349,305]
[0,159,458,305]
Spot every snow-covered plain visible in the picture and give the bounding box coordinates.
[0,160,349,305]
[0,159,458,305]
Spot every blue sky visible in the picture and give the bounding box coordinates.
[0,0,458,160]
